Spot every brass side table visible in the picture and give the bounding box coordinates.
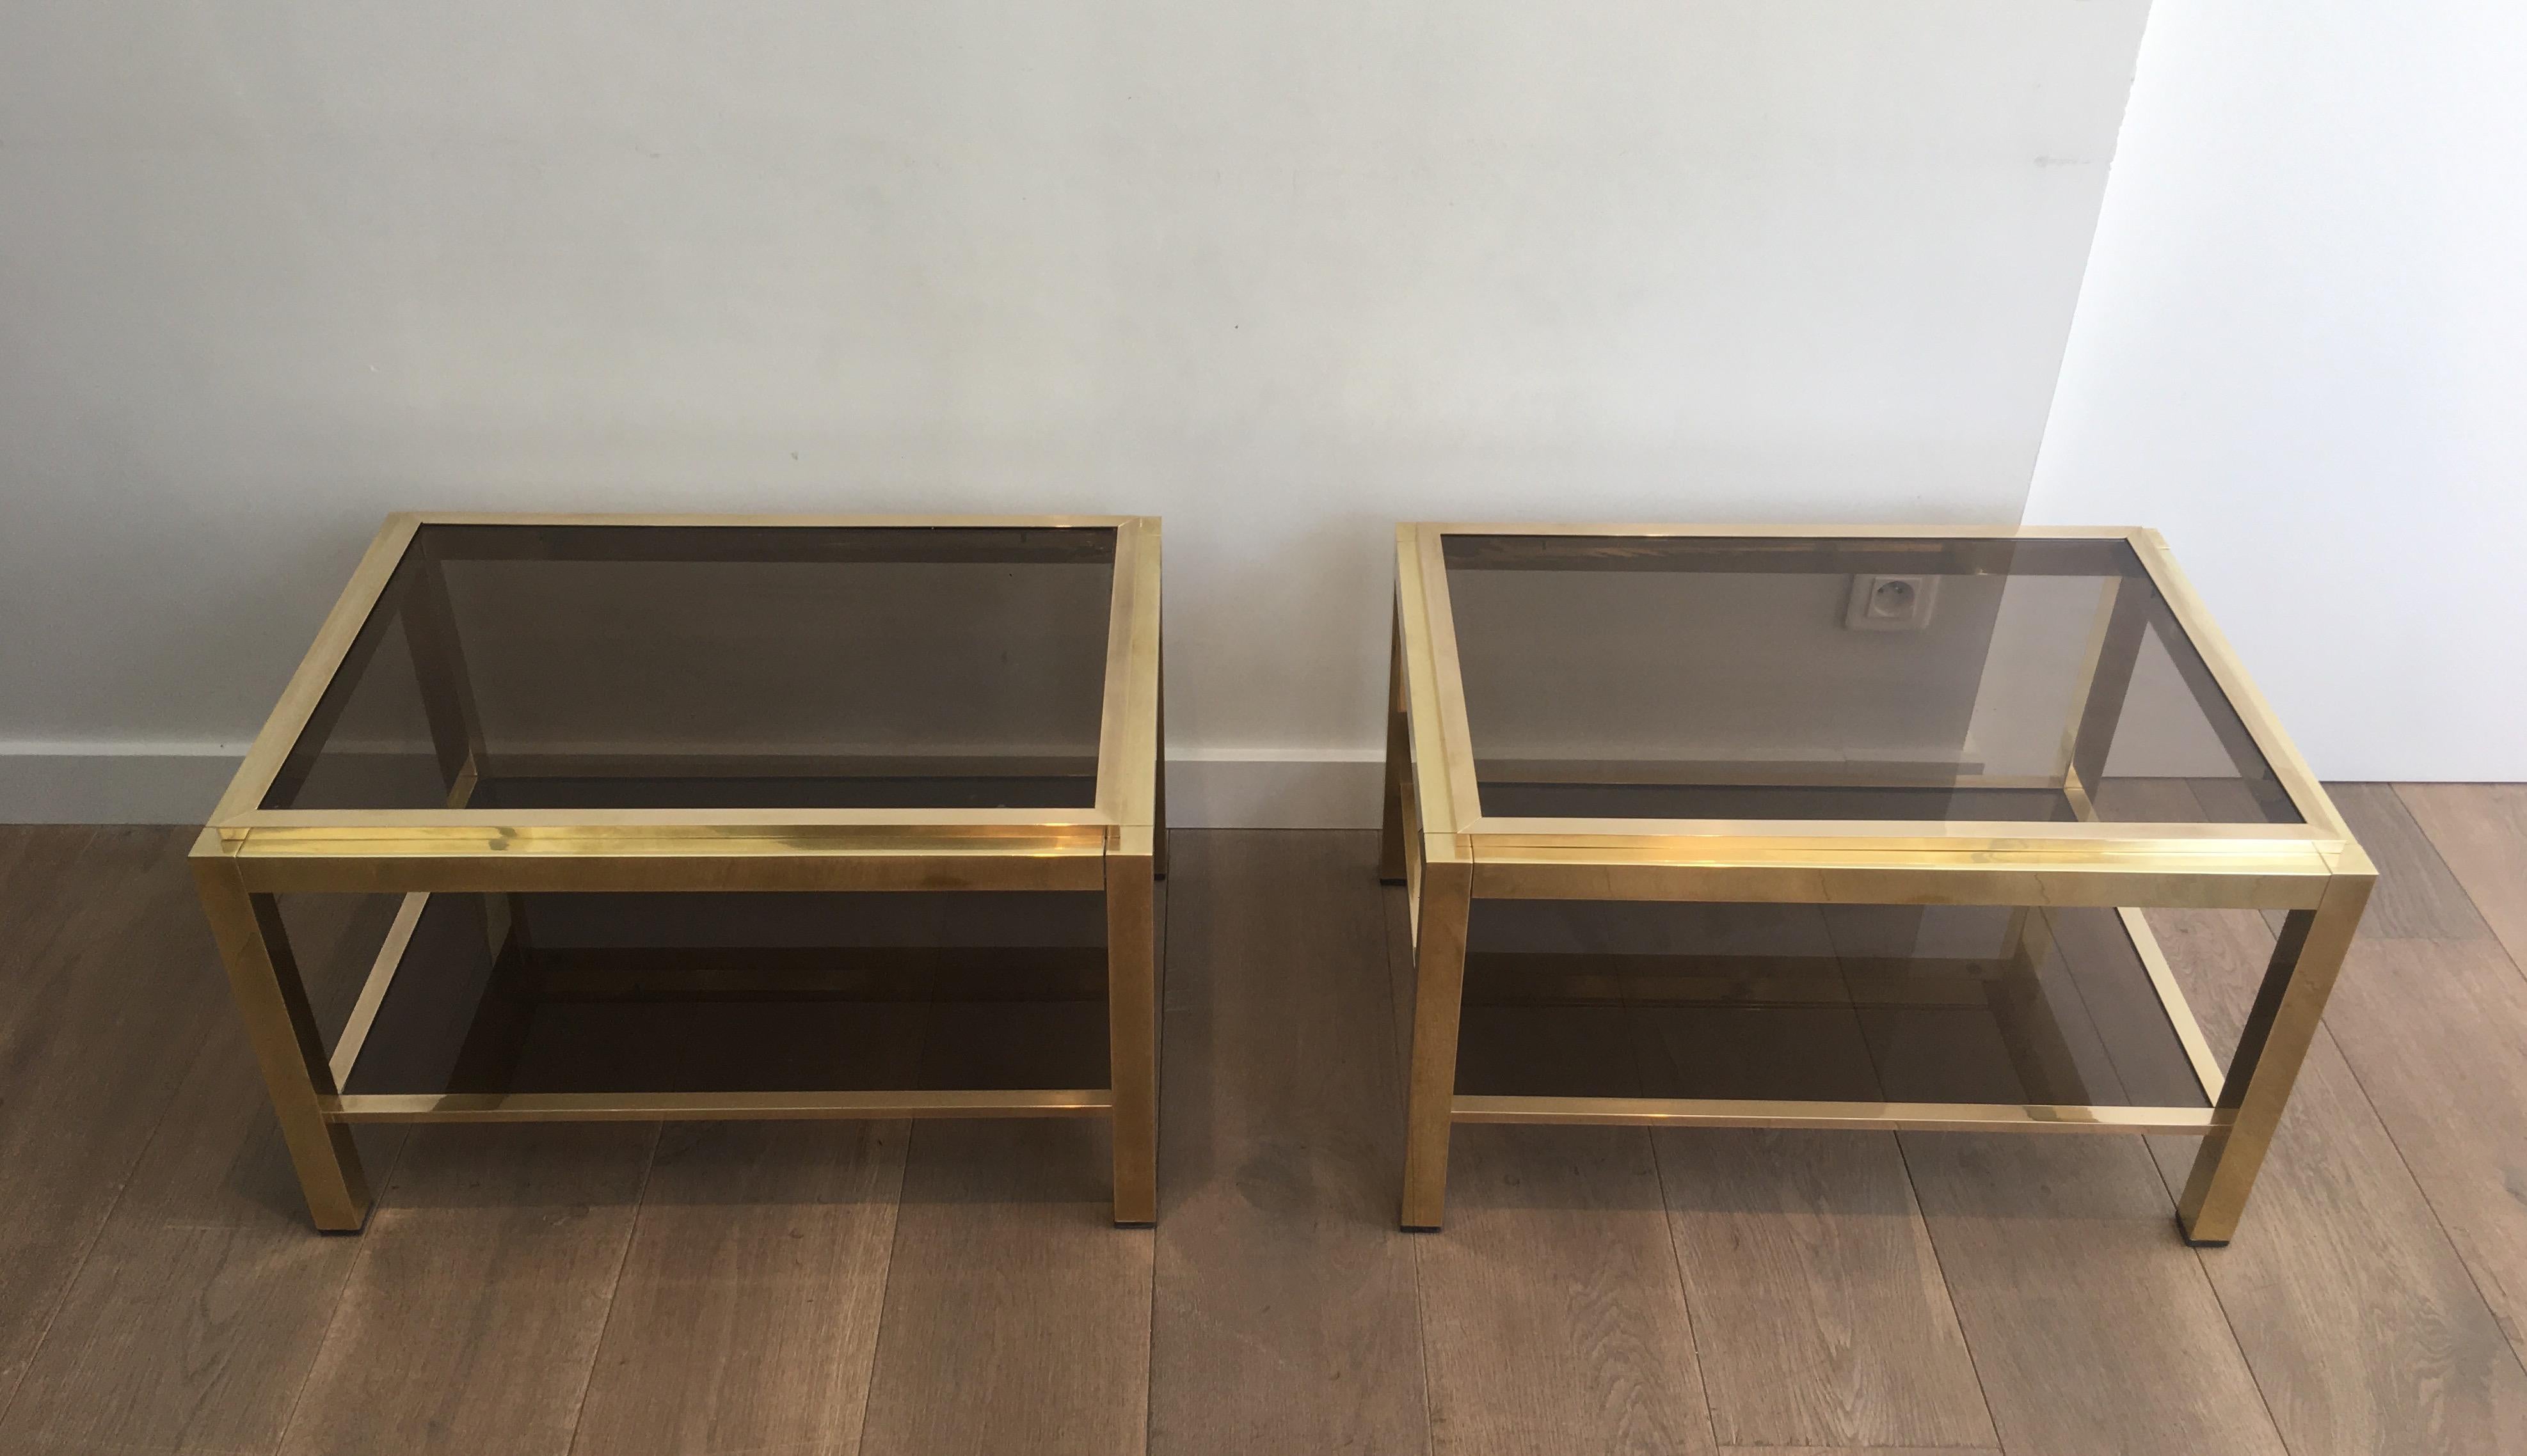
[196,513,1165,1229]
[1379,523,2369,1244]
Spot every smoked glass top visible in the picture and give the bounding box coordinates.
[264,523,1117,812]
[1440,534,2301,825]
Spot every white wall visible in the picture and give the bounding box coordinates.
[2028,1,2527,781]
[0,3,2148,823]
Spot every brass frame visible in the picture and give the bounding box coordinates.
[1381,522,2371,1244]
[194,512,1165,1230]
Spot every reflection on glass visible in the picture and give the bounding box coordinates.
[345,890,1109,1095]
[1442,535,2300,825]
[1453,899,2210,1109]
[266,525,1118,811]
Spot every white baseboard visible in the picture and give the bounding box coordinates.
[0,742,1385,830]
[0,742,246,825]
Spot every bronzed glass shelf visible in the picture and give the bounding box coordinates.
[1454,901,2211,1112]
[333,891,1112,1108]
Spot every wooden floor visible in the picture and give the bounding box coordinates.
[3,786,2526,1455]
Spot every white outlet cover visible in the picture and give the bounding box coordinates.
[1845,573,1938,631]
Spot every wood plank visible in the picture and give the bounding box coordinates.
[2327,783,2492,940]
[1654,1129,1994,1450]
[2137,905,2527,1455]
[0,827,189,1054]
[1386,887,1712,1455]
[568,1120,909,1456]
[0,1008,399,1455]
[0,828,227,1407]
[1149,832,1426,1455]
[1415,1122,1714,1455]
[4,1223,355,1456]
[2401,784,2527,963]
[0,827,100,988]
[1902,1132,2287,1456]
[0,882,406,1454]
[1716,1448,1998,1455]
[855,1120,1152,1456]
[859,883,1161,1456]
[2325,935,2527,1361]
[276,1123,659,1456]
[562,981,921,1456]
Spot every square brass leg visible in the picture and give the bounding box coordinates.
[1399,860,1472,1230]
[1377,606,1411,886]
[2177,873,2373,1244]
[191,854,372,1231]
[1152,637,1170,883]
[1106,853,1160,1226]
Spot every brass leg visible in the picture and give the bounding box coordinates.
[2177,873,2373,1244]
[191,856,371,1231]
[1153,640,1169,882]
[1986,907,2088,1105]
[1400,859,1472,1230]
[397,545,526,953]
[1378,606,1410,885]
[2063,576,2149,803]
[398,541,484,798]
[1107,850,1160,1226]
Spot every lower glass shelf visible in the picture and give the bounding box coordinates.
[1453,899,2222,1124]
[323,889,1113,1111]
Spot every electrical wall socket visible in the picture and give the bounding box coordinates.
[1845,573,1936,631]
